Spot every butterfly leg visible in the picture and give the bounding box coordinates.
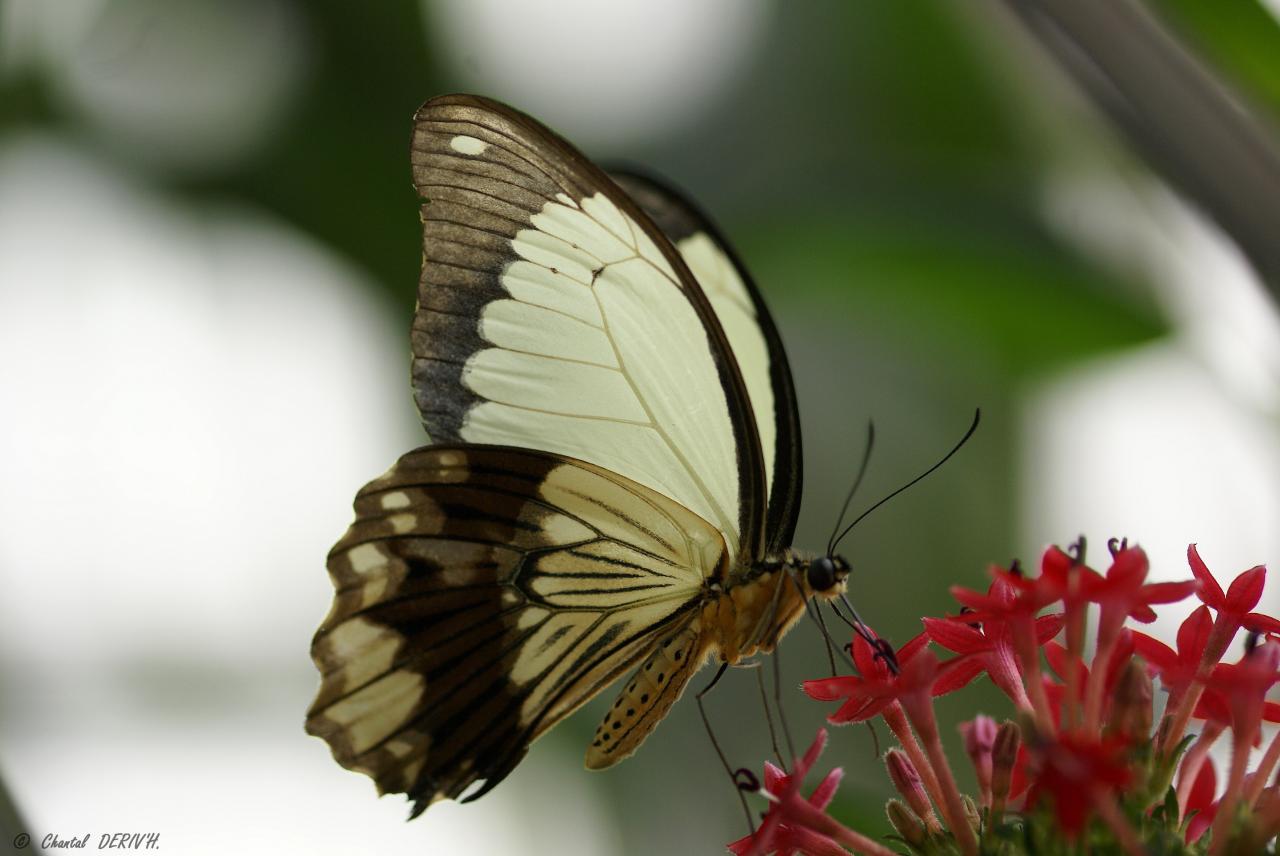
[693,660,758,832]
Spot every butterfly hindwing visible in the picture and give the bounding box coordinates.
[409,94,766,561]
[609,170,803,553]
[306,445,727,813]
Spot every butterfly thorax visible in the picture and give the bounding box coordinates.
[702,550,841,663]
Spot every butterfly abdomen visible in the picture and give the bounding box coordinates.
[585,622,708,769]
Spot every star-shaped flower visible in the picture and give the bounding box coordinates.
[728,730,846,856]
[803,633,932,724]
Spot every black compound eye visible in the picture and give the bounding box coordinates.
[807,556,837,591]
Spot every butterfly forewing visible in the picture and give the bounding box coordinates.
[409,94,766,560]
[306,445,727,813]
[610,171,803,552]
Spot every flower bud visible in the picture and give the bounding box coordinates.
[1107,658,1153,740]
[960,715,997,806]
[961,794,982,834]
[885,749,941,832]
[991,720,1022,809]
[885,799,927,848]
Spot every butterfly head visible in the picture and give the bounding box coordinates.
[805,554,850,595]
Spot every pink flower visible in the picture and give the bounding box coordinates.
[1131,605,1213,697]
[1189,544,1280,636]
[803,633,932,724]
[1204,639,1280,748]
[728,730,845,856]
[927,599,1063,707]
[1083,544,1197,625]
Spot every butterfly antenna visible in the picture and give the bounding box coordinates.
[829,409,980,555]
[827,421,876,556]
[827,601,858,631]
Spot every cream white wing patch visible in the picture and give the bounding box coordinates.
[676,232,776,504]
[460,191,744,560]
[307,446,726,814]
[604,169,802,553]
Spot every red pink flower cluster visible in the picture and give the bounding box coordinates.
[731,541,1280,856]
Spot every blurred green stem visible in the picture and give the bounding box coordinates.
[1004,0,1280,298]
[0,765,39,854]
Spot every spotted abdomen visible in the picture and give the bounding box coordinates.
[585,622,707,770]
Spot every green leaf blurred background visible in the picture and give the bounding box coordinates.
[1,1,1278,853]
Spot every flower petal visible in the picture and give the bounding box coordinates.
[1106,547,1149,588]
[1225,565,1266,614]
[763,762,788,794]
[1033,612,1066,642]
[923,616,987,653]
[1141,580,1199,604]
[931,656,985,696]
[1243,612,1280,634]
[1188,544,1225,608]
[809,768,844,811]
[1176,606,1214,658]
[796,729,828,780]
[1130,631,1178,672]
[802,676,861,702]
[1129,605,1158,623]
[896,632,932,663]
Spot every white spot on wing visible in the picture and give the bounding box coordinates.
[325,617,403,692]
[388,513,416,534]
[324,671,425,754]
[449,134,487,155]
[380,491,411,510]
[347,543,384,574]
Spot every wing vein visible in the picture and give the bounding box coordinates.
[585,242,737,543]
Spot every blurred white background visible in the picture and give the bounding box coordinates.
[3,0,1280,853]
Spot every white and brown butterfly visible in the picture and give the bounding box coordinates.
[305,93,857,817]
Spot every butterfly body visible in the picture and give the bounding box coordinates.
[307,94,849,815]
[707,554,818,660]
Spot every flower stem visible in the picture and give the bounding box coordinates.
[1244,727,1280,808]
[1090,789,1146,856]
[1209,730,1251,855]
[1062,572,1089,730]
[1083,608,1125,734]
[882,702,948,831]
[782,793,901,856]
[899,694,979,856]
[1012,618,1056,735]
[1160,616,1237,756]
[1175,721,1224,818]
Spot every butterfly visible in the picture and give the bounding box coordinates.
[305,93,857,817]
